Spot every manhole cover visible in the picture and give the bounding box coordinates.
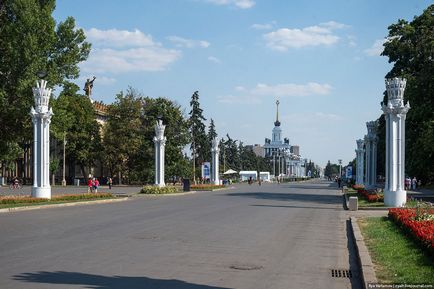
[331,269,352,278]
[230,264,263,271]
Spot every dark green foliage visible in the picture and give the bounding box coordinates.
[381,5,434,185]
[0,0,90,165]
[51,84,101,178]
[102,89,190,184]
[188,91,209,180]
[324,160,339,178]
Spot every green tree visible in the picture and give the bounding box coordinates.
[102,88,143,184]
[188,91,208,182]
[0,0,90,169]
[381,4,434,184]
[102,90,190,185]
[207,118,218,143]
[51,84,100,180]
[140,96,190,184]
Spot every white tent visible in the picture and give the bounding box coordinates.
[223,169,237,175]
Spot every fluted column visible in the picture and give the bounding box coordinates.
[153,120,166,187]
[30,80,53,199]
[355,139,365,186]
[211,138,220,185]
[364,121,378,189]
[383,77,410,207]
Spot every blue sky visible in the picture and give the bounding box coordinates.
[53,0,431,167]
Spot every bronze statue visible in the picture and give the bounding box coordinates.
[83,76,96,97]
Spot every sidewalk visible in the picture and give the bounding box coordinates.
[0,185,143,197]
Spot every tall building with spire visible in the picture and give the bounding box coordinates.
[264,100,290,157]
[263,100,306,177]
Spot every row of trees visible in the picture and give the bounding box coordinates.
[0,0,272,184]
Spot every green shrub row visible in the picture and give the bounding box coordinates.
[140,186,179,194]
[0,193,114,204]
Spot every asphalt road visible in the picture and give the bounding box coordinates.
[0,180,362,289]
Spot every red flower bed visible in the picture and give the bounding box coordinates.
[389,208,434,254]
[352,184,365,190]
[357,189,384,203]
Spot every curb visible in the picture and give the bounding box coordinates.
[0,197,130,214]
[344,193,390,211]
[350,216,377,289]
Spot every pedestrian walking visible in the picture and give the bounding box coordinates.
[94,178,100,193]
[405,177,411,190]
[411,177,417,190]
[108,177,112,190]
[337,177,342,188]
[87,177,93,193]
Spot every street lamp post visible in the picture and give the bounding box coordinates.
[61,132,67,186]
[272,151,276,177]
[338,159,342,177]
[278,151,281,178]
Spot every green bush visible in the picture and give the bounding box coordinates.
[140,186,179,194]
[0,193,114,205]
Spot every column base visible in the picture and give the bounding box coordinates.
[384,189,406,207]
[213,180,220,185]
[32,186,52,199]
[155,182,165,188]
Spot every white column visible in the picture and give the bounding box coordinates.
[355,139,364,186]
[364,135,370,188]
[211,138,220,185]
[364,121,378,189]
[382,77,410,207]
[153,120,166,187]
[30,80,53,199]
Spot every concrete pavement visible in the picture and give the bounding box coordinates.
[0,180,362,289]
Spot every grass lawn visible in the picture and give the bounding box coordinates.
[358,217,434,285]
[347,192,385,207]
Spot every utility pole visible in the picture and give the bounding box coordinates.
[62,132,67,186]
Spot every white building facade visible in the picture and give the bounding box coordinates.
[263,100,306,178]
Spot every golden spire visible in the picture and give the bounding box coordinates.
[274,99,281,126]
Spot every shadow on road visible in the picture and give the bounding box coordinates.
[251,204,341,211]
[13,271,231,289]
[346,220,363,289]
[226,191,340,205]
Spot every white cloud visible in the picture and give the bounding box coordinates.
[251,21,275,30]
[347,35,357,47]
[263,21,348,51]
[82,28,181,73]
[167,36,210,48]
[250,82,333,97]
[314,112,342,120]
[81,76,116,85]
[85,28,155,48]
[218,82,332,104]
[82,47,181,74]
[208,56,221,63]
[364,39,386,56]
[206,0,255,9]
